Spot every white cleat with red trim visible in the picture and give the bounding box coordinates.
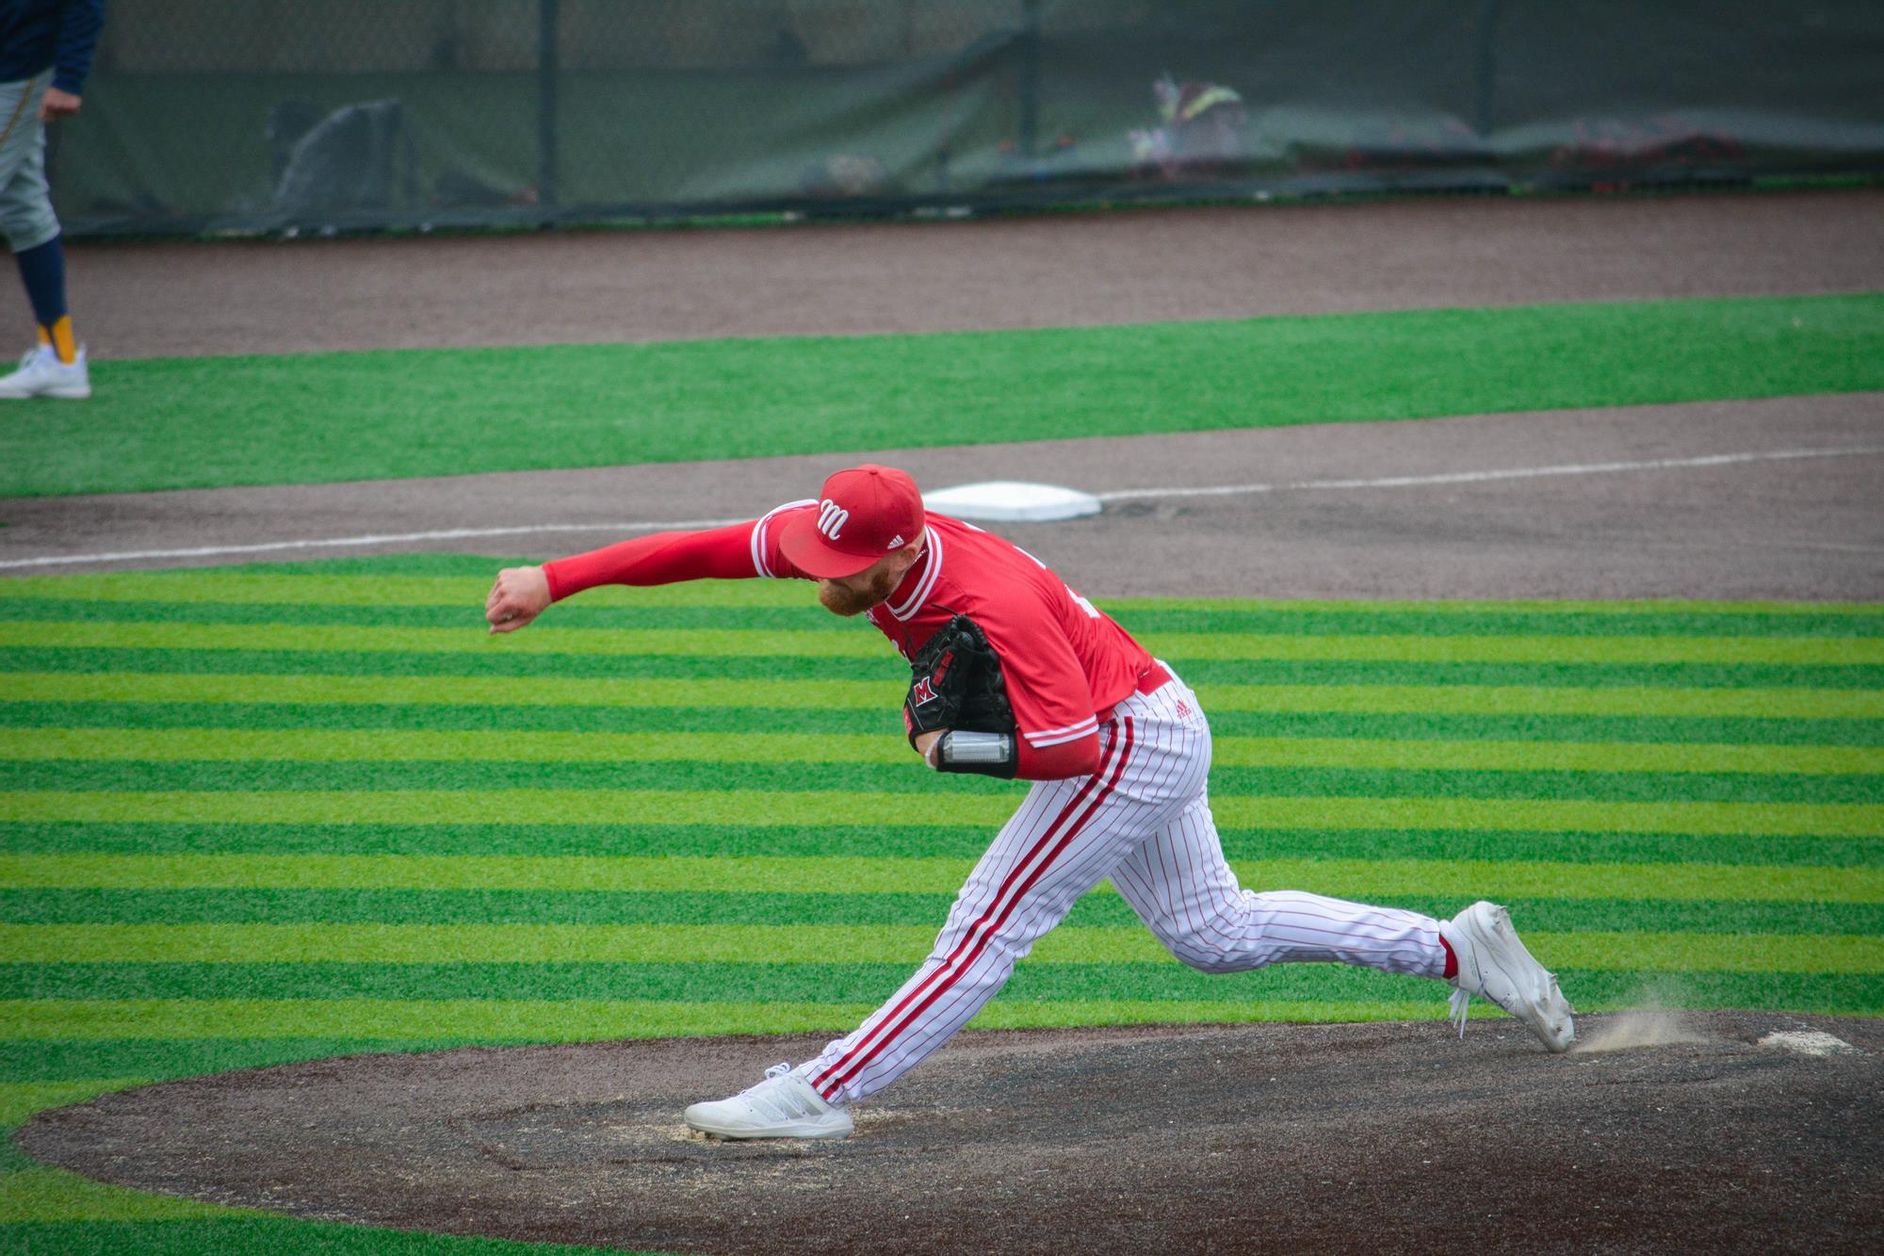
[1441,900,1575,1053]
[683,1063,854,1140]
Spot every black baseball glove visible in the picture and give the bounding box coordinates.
[903,613,1016,746]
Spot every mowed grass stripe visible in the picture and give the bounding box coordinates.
[0,1080,147,1125]
[1,622,876,659]
[0,761,1010,798]
[0,599,827,634]
[0,998,1452,1040]
[1119,605,1884,638]
[1211,738,1881,775]
[0,1221,614,1253]
[0,648,892,684]
[0,572,1876,620]
[6,572,1880,620]
[0,1221,618,1252]
[5,984,1878,1042]
[8,966,1877,1010]
[3,923,1872,973]
[8,702,1884,749]
[0,1038,489,1084]
[9,760,1877,806]
[14,650,1879,695]
[3,728,900,764]
[0,962,1456,1003]
[10,729,1879,776]
[3,671,898,709]
[0,1173,241,1224]
[6,889,1876,936]
[9,597,1883,642]
[5,620,1876,665]
[6,789,1877,835]
[0,574,812,608]
[6,854,1876,902]
[0,702,900,737]
[9,822,1869,869]
[9,672,1875,718]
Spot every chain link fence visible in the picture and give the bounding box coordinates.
[51,0,1884,236]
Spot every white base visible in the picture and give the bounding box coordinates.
[922,481,1102,524]
[1758,1030,1857,1057]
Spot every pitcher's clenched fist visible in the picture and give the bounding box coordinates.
[485,565,552,634]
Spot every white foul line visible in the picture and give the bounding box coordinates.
[1091,444,1884,502]
[0,518,749,571]
[4,444,1881,571]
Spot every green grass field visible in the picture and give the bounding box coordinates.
[1,555,1879,1251]
[4,292,1883,496]
[2,274,1880,1251]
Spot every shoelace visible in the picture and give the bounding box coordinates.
[1448,986,1474,1038]
[738,1061,794,1097]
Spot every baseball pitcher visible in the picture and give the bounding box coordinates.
[484,464,1574,1139]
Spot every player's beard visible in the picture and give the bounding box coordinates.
[818,567,898,617]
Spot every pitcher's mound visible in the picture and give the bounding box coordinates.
[18,1013,1881,1254]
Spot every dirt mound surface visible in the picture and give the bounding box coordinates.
[19,1013,1880,1254]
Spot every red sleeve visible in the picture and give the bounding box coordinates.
[1016,733,1101,781]
[543,523,761,601]
[541,500,818,600]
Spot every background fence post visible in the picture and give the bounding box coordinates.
[538,0,561,215]
[1473,0,1502,142]
[1019,0,1042,159]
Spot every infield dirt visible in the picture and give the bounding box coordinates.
[19,1013,1882,1255]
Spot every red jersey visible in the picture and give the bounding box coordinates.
[543,502,1156,779]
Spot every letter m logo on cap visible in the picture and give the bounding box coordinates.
[816,499,850,540]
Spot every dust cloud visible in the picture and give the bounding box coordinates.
[1570,984,1714,1054]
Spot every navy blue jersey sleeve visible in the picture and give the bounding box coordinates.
[53,0,106,95]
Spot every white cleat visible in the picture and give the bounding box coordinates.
[1441,900,1575,1053]
[683,1062,854,1140]
[0,344,90,399]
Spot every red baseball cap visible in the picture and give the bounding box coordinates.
[779,464,926,578]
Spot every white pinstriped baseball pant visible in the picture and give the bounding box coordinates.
[807,665,1450,1106]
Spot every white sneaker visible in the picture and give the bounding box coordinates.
[683,1062,854,1140]
[1441,900,1575,1053]
[0,344,90,399]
